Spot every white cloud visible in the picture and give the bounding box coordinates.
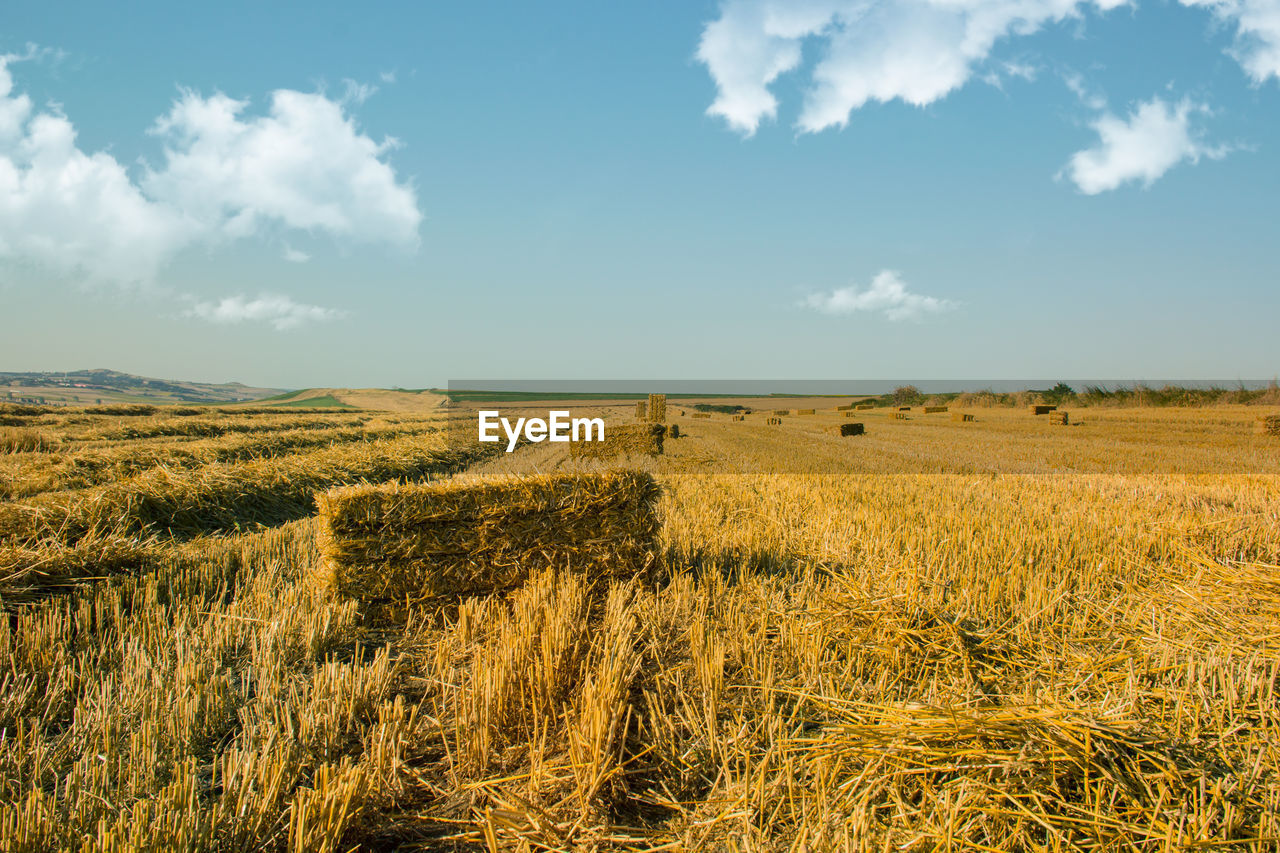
[1062,97,1228,193]
[804,270,957,321]
[0,54,421,288]
[144,88,420,249]
[0,55,194,283]
[186,293,345,331]
[1181,0,1280,83]
[282,245,310,263]
[697,0,1125,135]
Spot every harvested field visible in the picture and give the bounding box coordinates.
[1,404,1279,851]
[0,429,58,454]
[316,471,662,604]
[690,413,711,419]
[568,422,664,458]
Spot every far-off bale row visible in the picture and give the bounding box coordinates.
[315,470,663,605]
[793,409,815,415]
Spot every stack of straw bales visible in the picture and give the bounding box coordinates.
[647,394,667,423]
[891,412,908,420]
[1257,415,1280,436]
[1030,405,1057,415]
[570,423,665,458]
[1049,411,1070,425]
[634,401,647,419]
[923,406,948,414]
[773,409,789,416]
[836,422,865,437]
[843,411,860,418]
[951,412,975,422]
[691,413,711,420]
[794,408,816,415]
[766,417,782,425]
[731,414,745,421]
[315,471,662,604]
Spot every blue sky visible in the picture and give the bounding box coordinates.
[1,0,1277,388]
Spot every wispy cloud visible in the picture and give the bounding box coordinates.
[1062,97,1230,194]
[803,271,957,322]
[0,53,421,290]
[696,0,1126,136]
[1181,0,1280,83]
[186,293,345,331]
[282,245,311,263]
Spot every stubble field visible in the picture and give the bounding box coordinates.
[1,401,1278,851]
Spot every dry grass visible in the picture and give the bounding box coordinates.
[1,405,1279,850]
[0,430,59,454]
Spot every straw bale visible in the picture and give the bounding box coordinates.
[1030,405,1057,415]
[793,408,815,415]
[923,406,948,414]
[569,423,665,458]
[843,411,860,418]
[647,394,667,423]
[891,412,908,420]
[731,414,745,421]
[898,406,911,412]
[836,422,865,437]
[951,412,975,422]
[1257,415,1280,436]
[856,403,874,410]
[690,413,711,420]
[634,401,647,419]
[766,418,782,425]
[315,470,662,604]
[1049,411,1069,425]
[773,409,789,416]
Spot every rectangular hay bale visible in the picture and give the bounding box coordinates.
[837,422,865,436]
[793,408,815,415]
[856,403,874,410]
[766,417,782,425]
[1030,405,1057,415]
[635,401,647,419]
[1049,411,1069,425]
[773,409,789,416]
[923,406,948,414]
[951,412,975,422]
[570,422,665,458]
[647,394,667,423]
[316,471,662,604]
[691,412,711,419]
[891,412,908,420]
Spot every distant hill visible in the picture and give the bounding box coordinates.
[0,369,286,406]
[239,387,447,412]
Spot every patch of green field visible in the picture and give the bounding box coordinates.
[268,395,357,409]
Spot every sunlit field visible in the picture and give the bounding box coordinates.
[2,401,1278,851]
